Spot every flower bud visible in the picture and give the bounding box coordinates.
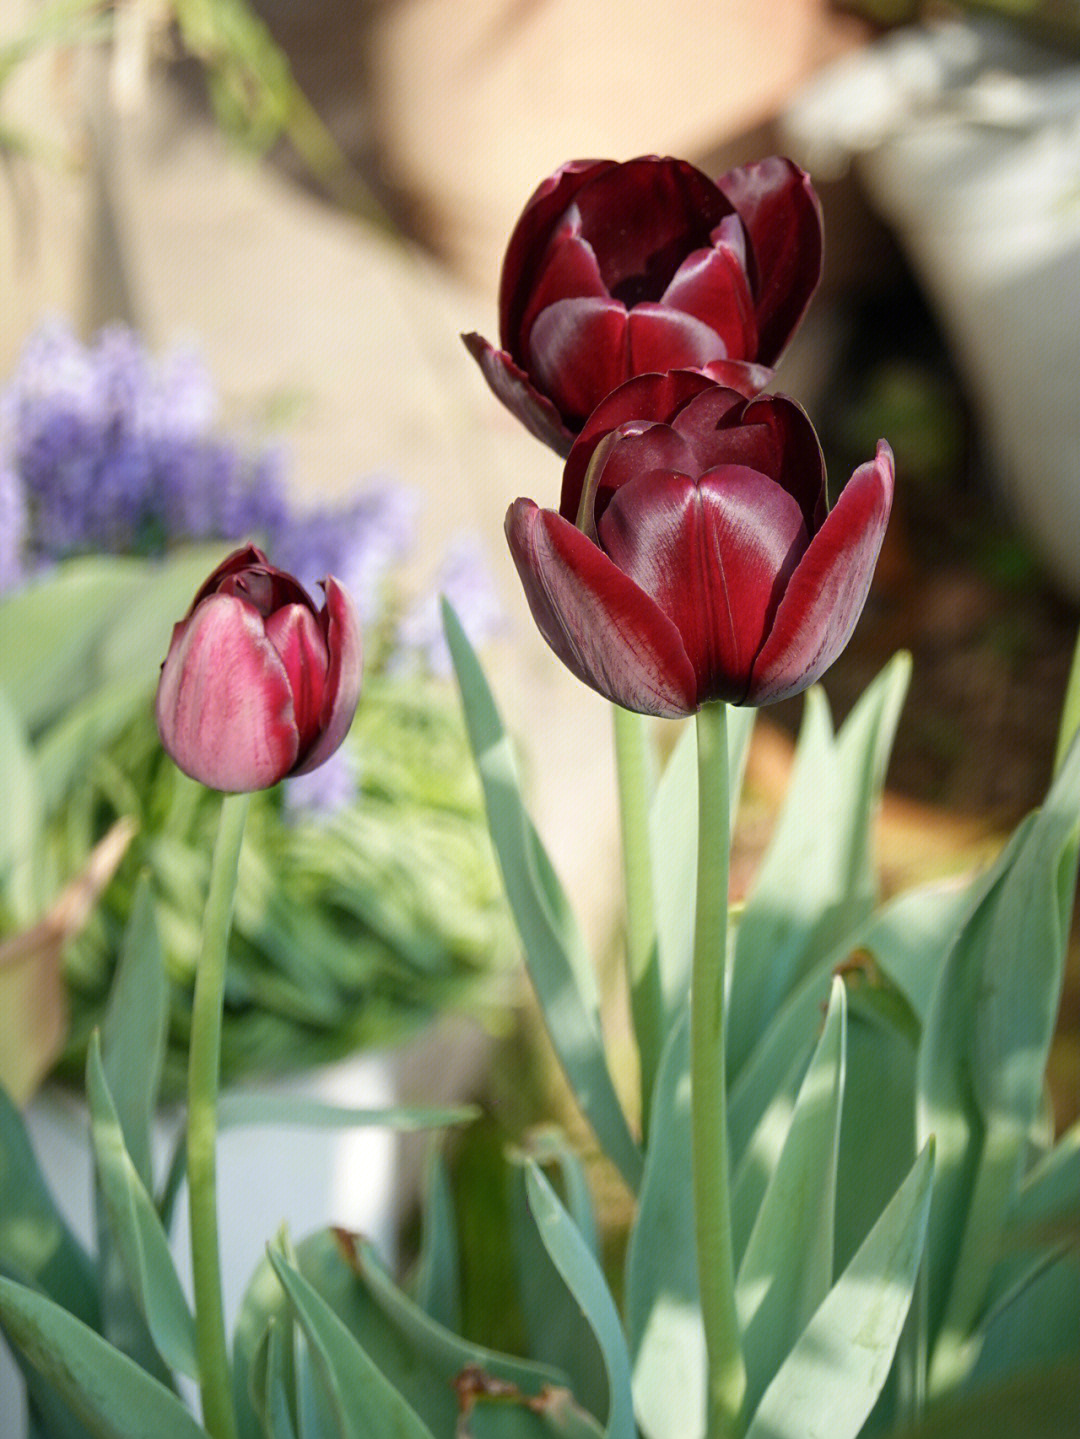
[155,545,362,791]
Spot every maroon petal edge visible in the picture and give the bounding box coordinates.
[717,156,823,368]
[506,499,698,717]
[745,441,894,705]
[462,332,576,456]
[293,576,363,776]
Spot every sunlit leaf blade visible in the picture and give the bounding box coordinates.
[746,1141,934,1439]
[264,1321,300,1439]
[624,1007,703,1439]
[0,687,44,927]
[729,655,909,1081]
[0,560,145,729]
[85,1035,198,1379]
[269,1247,435,1439]
[217,1093,478,1131]
[510,1136,606,1418]
[350,1230,570,1396]
[99,874,169,1190]
[413,1148,460,1331]
[919,731,1080,1389]
[444,600,642,1190]
[525,1163,636,1439]
[738,978,846,1418]
[0,1274,205,1439]
[0,1089,98,1323]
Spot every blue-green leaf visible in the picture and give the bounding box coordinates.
[0,1274,205,1439]
[624,1007,702,1439]
[511,1136,606,1417]
[728,656,909,1080]
[412,1148,460,1331]
[525,1164,635,1439]
[0,1087,98,1324]
[99,874,169,1190]
[85,1035,197,1379]
[737,978,846,1418]
[919,730,1080,1390]
[269,1247,435,1439]
[0,687,43,925]
[444,601,641,1191]
[746,1141,935,1439]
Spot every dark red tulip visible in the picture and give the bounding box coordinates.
[464,155,822,455]
[155,545,362,792]
[505,372,893,717]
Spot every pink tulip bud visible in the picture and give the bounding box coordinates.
[155,545,362,792]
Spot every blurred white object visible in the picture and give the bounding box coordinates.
[784,19,1080,598]
[2,1054,398,1433]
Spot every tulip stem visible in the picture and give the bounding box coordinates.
[691,702,746,1439]
[612,704,661,1130]
[187,790,249,1439]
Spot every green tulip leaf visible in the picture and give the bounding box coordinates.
[624,1006,703,1439]
[510,1136,606,1418]
[0,687,44,926]
[860,875,975,1030]
[919,729,1080,1390]
[728,655,909,1081]
[268,1246,435,1439]
[745,1140,935,1439]
[263,1320,300,1439]
[99,874,170,1190]
[85,1034,198,1379]
[444,600,642,1191]
[737,977,847,1418]
[1009,1120,1080,1234]
[0,558,147,729]
[217,1093,479,1132]
[412,1148,461,1331]
[0,1088,98,1323]
[525,1163,635,1439]
[0,1273,205,1439]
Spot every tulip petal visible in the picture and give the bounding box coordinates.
[506,499,697,718]
[462,332,576,456]
[518,212,609,351]
[500,159,616,350]
[661,215,758,358]
[264,603,329,754]
[747,441,895,705]
[580,424,697,529]
[560,370,719,523]
[626,305,731,376]
[570,157,730,305]
[598,466,808,704]
[528,297,632,428]
[155,595,298,791]
[293,576,363,776]
[718,157,823,366]
[700,357,773,398]
[674,390,827,529]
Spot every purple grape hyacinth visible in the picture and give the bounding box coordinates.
[0,319,289,574]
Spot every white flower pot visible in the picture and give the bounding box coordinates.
[784,18,1080,597]
[3,1052,399,1432]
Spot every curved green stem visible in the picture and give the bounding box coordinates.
[187,791,249,1439]
[691,702,745,1439]
[612,705,661,1128]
